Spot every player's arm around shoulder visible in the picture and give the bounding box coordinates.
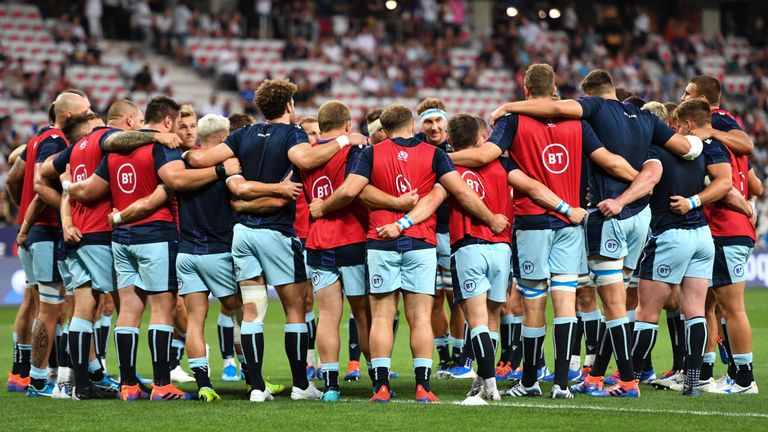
[376,184,447,239]
[440,170,508,234]
[309,173,369,219]
[288,133,367,171]
[231,197,291,215]
[109,184,172,227]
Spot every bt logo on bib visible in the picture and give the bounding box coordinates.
[461,170,485,199]
[73,164,88,182]
[312,176,334,199]
[395,174,412,193]
[541,143,569,174]
[117,163,137,194]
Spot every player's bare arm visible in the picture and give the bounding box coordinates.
[16,195,45,246]
[40,154,62,180]
[33,163,62,210]
[507,169,586,225]
[357,185,419,211]
[65,173,110,203]
[439,171,509,234]
[288,134,367,171]
[690,126,753,156]
[108,184,172,227]
[670,162,732,215]
[226,173,301,200]
[376,185,447,239]
[184,142,236,168]
[719,186,754,217]
[490,99,583,126]
[748,168,763,198]
[60,189,81,245]
[598,159,663,217]
[230,197,291,214]
[102,130,182,151]
[589,148,639,182]
[6,156,24,205]
[449,142,503,167]
[309,173,369,219]
[158,158,240,192]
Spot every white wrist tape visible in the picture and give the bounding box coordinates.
[61,181,71,194]
[682,135,703,160]
[225,174,244,185]
[555,200,572,216]
[687,194,702,209]
[396,215,414,231]
[336,135,350,149]
[112,212,122,226]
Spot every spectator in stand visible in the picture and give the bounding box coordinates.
[201,94,225,116]
[133,0,154,50]
[85,0,103,39]
[120,47,141,82]
[133,64,154,92]
[155,7,173,54]
[173,0,192,62]
[153,66,171,93]
[239,80,257,116]
[217,43,240,91]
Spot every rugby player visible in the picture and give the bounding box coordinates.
[682,76,759,393]
[66,96,237,401]
[487,68,704,397]
[309,103,509,403]
[598,98,732,395]
[183,79,364,402]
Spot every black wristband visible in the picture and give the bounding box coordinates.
[215,163,227,180]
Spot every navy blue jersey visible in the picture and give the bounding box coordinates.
[177,159,233,255]
[576,97,676,219]
[34,128,68,163]
[224,122,308,235]
[647,139,730,235]
[711,110,741,132]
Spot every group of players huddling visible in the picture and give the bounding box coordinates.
[3,63,760,404]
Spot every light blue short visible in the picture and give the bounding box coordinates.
[513,226,584,280]
[452,243,511,304]
[112,241,178,292]
[436,232,451,269]
[367,248,437,295]
[309,264,366,296]
[67,245,115,293]
[231,224,307,286]
[18,246,37,285]
[29,240,59,283]
[712,243,754,286]
[59,258,75,292]
[176,252,237,298]
[639,226,714,284]
[586,206,651,269]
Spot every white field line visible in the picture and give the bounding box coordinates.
[345,398,768,419]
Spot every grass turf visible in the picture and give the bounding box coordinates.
[2,289,768,431]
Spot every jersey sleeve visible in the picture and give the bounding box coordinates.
[576,96,603,120]
[645,146,663,165]
[580,121,604,155]
[498,156,519,173]
[52,145,73,174]
[153,144,183,171]
[94,156,110,181]
[712,114,741,132]
[432,147,456,179]
[98,128,121,151]
[651,116,676,147]
[349,146,373,180]
[486,114,519,153]
[345,145,363,177]
[286,125,309,153]
[224,126,243,156]
[36,135,67,163]
[703,139,731,166]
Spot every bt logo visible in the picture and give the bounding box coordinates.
[117,163,137,194]
[541,143,569,174]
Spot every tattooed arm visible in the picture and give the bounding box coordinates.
[101,130,182,152]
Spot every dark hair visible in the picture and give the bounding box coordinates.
[447,113,479,151]
[623,96,646,108]
[228,113,254,132]
[615,87,634,101]
[415,98,446,115]
[61,111,101,144]
[581,69,614,96]
[675,99,711,128]
[524,63,556,97]
[317,101,351,133]
[689,75,721,105]
[255,79,297,120]
[473,114,488,133]
[144,95,181,124]
[365,108,384,124]
[379,104,413,133]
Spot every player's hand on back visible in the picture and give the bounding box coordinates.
[669,195,692,215]
[489,105,509,127]
[395,190,419,211]
[107,208,121,227]
[348,133,369,146]
[376,222,403,240]
[223,158,241,176]
[63,224,82,245]
[309,198,325,219]
[689,127,715,141]
[597,199,623,218]
[276,174,302,200]
[16,231,27,248]
[155,132,182,149]
[489,213,510,235]
[568,207,587,225]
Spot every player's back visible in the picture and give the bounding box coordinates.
[366,137,440,243]
[18,126,67,227]
[302,142,366,250]
[69,127,114,235]
[646,146,707,235]
[449,160,511,248]
[578,97,675,216]
[225,122,306,234]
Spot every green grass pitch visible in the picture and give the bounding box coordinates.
[2,290,768,431]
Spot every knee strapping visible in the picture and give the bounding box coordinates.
[517,279,548,299]
[551,275,578,293]
[589,259,625,286]
[241,284,268,323]
[577,273,595,289]
[38,283,64,305]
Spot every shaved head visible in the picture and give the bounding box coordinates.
[106,99,143,131]
[53,92,90,124]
